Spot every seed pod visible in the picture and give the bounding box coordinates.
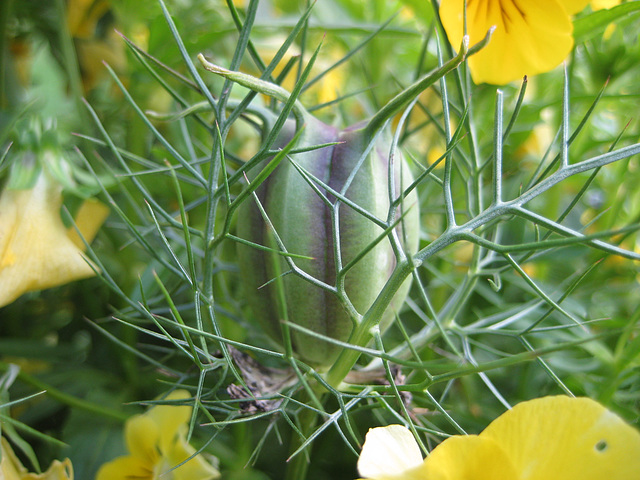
[237,114,419,366]
[198,39,472,366]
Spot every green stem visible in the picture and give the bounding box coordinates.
[284,405,319,480]
[197,54,309,125]
[364,29,493,140]
[283,261,417,480]
[325,259,416,389]
[0,361,128,422]
[365,36,469,140]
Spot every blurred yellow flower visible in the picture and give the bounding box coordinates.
[357,395,640,480]
[516,122,555,160]
[66,0,126,91]
[66,0,110,39]
[95,390,220,480]
[439,0,591,84]
[591,0,621,8]
[0,173,109,307]
[251,37,346,105]
[74,31,128,92]
[1,436,73,480]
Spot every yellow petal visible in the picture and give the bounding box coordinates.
[74,31,127,91]
[516,121,555,160]
[166,435,220,480]
[590,0,621,9]
[0,174,99,307]
[1,437,73,480]
[67,198,109,249]
[480,396,640,480]
[147,390,192,456]
[440,0,575,84]
[66,0,110,39]
[1,437,28,480]
[357,425,424,479]
[125,414,160,466]
[419,435,519,480]
[559,0,591,14]
[97,391,221,480]
[95,455,153,480]
[21,459,73,480]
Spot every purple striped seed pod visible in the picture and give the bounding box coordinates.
[197,51,474,367]
[237,115,419,367]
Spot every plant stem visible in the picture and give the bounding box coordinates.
[365,37,469,140]
[197,54,310,126]
[282,260,417,479]
[284,404,319,480]
[325,259,416,389]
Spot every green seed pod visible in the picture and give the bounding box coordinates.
[198,37,473,366]
[237,115,419,366]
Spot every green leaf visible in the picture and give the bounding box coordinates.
[573,2,640,44]
[398,0,435,22]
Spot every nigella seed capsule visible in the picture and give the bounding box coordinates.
[236,114,419,366]
[199,38,472,366]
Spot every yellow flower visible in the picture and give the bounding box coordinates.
[95,390,220,480]
[591,0,621,9]
[1,436,73,480]
[357,395,640,480]
[439,0,591,84]
[66,0,127,91]
[66,0,110,39]
[0,172,109,307]
[251,37,346,105]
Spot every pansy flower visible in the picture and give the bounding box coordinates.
[95,390,220,480]
[0,436,73,480]
[439,0,595,85]
[0,172,109,307]
[358,395,640,480]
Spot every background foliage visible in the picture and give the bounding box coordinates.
[1,1,639,479]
